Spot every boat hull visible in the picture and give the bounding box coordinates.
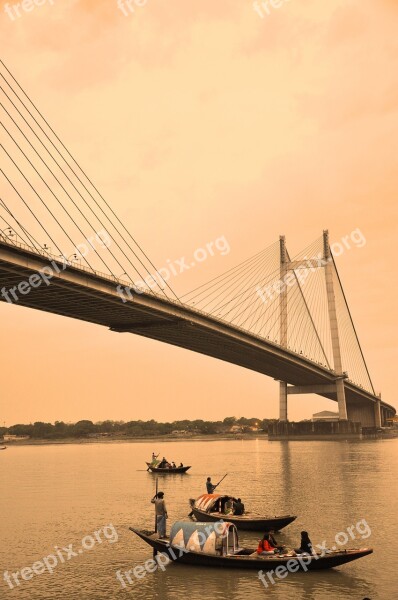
[191,507,296,531]
[146,463,191,474]
[130,528,373,571]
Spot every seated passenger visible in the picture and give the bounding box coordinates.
[171,462,176,468]
[179,462,183,468]
[257,533,277,555]
[224,499,234,515]
[265,531,285,553]
[294,531,314,555]
[233,498,245,515]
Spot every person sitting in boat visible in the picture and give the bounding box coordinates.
[233,498,245,515]
[179,462,183,468]
[206,477,217,494]
[158,457,168,468]
[257,533,278,555]
[224,498,234,515]
[151,491,168,539]
[171,462,176,468]
[264,531,285,553]
[294,531,315,555]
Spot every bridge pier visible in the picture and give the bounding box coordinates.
[374,397,382,428]
[335,377,348,421]
[279,381,288,421]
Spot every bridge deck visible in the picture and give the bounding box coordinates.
[0,241,395,415]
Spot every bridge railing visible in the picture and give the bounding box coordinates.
[0,234,172,301]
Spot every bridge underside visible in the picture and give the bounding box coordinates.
[0,242,395,426]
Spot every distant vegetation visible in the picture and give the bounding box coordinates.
[0,417,276,440]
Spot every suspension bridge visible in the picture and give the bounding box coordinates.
[0,61,395,429]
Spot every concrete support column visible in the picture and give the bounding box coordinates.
[280,381,288,421]
[374,399,382,428]
[336,378,348,420]
[324,230,347,420]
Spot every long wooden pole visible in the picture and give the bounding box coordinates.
[214,473,228,490]
[153,477,158,557]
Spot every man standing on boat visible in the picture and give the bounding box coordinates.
[150,452,159,467]
[151,491,168,538]
[206,477,217,494]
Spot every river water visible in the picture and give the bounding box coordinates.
[0,439,397,599]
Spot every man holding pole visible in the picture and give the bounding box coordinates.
[151,491,168,539]
[206,474,227,494]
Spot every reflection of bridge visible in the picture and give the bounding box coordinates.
[0,61,395,428]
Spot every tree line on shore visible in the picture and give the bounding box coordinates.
[0,417,277,439]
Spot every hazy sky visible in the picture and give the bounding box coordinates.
[1,0,397,425]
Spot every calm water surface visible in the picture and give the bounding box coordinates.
[1,439,397,600]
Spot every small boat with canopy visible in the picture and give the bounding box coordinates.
[130,520,372,571]
[189,494,296,531]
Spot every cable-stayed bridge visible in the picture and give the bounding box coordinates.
[0,62,395,428]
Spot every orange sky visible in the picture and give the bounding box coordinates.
[0,0,397,425]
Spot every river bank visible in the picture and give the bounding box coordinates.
[0,432,269,447]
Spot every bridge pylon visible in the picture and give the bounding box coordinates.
[278,230,348,421]
[323,230,348,420]
[279,236,288,421]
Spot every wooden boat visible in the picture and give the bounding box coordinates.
[146,463,191,474]
[130,521,372,571]
[189,494,296,531]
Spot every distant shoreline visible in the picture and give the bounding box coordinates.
[1,433,269,447]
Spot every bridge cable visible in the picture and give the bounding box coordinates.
[332,254,375,393]
[0,104,147,284]
[0,144,97,272]
[0,61,179,302]
[0,197,42,251]
[0,168,65,258]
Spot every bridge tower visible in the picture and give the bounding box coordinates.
[279,236,288,421]
[323,230,347,420]
[278,230,348,421]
